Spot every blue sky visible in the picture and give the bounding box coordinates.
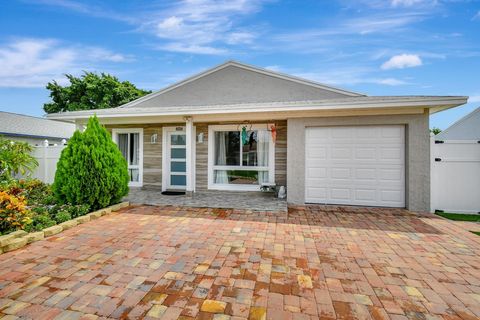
[0,0,479,129]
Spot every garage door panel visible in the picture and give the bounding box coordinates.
[380,190,403,202]
[355,168,376,180]
[306,167,327,178]
[381,147,403,160]
[330,188,351,200]
[355,147,377,160]
[305,187,327,200]
[381,126,404,138]
[355,189,377,201]
[330,168,351,179]
[306,146,327,159]
[330,127,354,139]
[380,168,403,181]
[355,126,379,139]
[305,125,405,207]
[331,147,352,160]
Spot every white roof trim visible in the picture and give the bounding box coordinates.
[47,96,468,120]
[118,60,364,109]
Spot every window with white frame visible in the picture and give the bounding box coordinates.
[208,124,274,190]
[112,129,143,186]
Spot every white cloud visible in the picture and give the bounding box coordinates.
[275,65,409,87]
[160,43,227,55]
[377,78,408,85]
[141,0,265,54]
[381,54,422,70]
[346,14,423,35]
[391,0,435,7]
[226,31,256,45]
[0,38,130,87]
[24,0,134,23]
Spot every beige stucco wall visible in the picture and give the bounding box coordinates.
[286,112,430,212]
[106,120,287,190]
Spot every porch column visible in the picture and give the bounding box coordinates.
[185,116,194,192]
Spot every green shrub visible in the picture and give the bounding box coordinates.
[0,137,38,180]
[53,116,129,210]
[26,211,56,232]
[68,204,90,218]
[54,211,71,223]
[17,179,54,206]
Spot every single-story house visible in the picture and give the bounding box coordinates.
[0,111,75,145]
[47,61,468,211]
[431,107,479,213]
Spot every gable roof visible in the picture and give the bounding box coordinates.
[0,111,75,140]
[119,60,364,109]
[436,107,480,140]
[45,61,468,122]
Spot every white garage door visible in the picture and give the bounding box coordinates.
[305,125,405,207]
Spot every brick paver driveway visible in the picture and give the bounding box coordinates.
[0,205,479,320]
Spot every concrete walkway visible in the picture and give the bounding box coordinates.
[126,188,287,212]
[0,205,479,319]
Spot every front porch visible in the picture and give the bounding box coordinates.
[126,187,287,212]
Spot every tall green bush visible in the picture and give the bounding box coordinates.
[53,116,129,210]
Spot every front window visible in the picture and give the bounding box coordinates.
[210,125,274,190]
[113,129,143,185]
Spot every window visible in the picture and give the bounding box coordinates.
[209,125,274,190]
[113,129,143,186]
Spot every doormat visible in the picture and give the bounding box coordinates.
[161,191,186,196]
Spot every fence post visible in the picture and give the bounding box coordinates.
[43,140,48,182]
[429,133,435,213]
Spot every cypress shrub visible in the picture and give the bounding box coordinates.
[53,116,129,210]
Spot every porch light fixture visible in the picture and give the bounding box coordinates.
[197,132,204,143]
[150,133,158,144]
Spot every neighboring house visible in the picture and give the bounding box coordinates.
[0,111,75,145]
[47,61,468,211]
[431,107,480,213]
[435,107,480,141]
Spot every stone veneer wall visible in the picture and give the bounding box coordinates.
[106,120,287,190]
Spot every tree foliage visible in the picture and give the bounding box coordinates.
[53,116,129,210]
[430,127,442,135]
[43,72,151,114]
[0,137,38,181]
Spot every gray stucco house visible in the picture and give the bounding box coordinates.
[47,61,468,211]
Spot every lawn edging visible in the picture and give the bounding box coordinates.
[0,201,129,254]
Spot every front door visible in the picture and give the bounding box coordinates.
[165,129,187,190]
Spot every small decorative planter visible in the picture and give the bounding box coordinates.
[0,201,129,254]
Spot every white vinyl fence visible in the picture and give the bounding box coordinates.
[29,141,66,184]
[430,135,480,213]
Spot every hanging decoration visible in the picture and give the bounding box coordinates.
[241,126,249,145]
[269,123,277,144]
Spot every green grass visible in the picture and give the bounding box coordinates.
[434,211,480,222]
[471,231,480,236]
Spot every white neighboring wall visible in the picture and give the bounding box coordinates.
[17,141,66,184]
[430,136,480,214]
